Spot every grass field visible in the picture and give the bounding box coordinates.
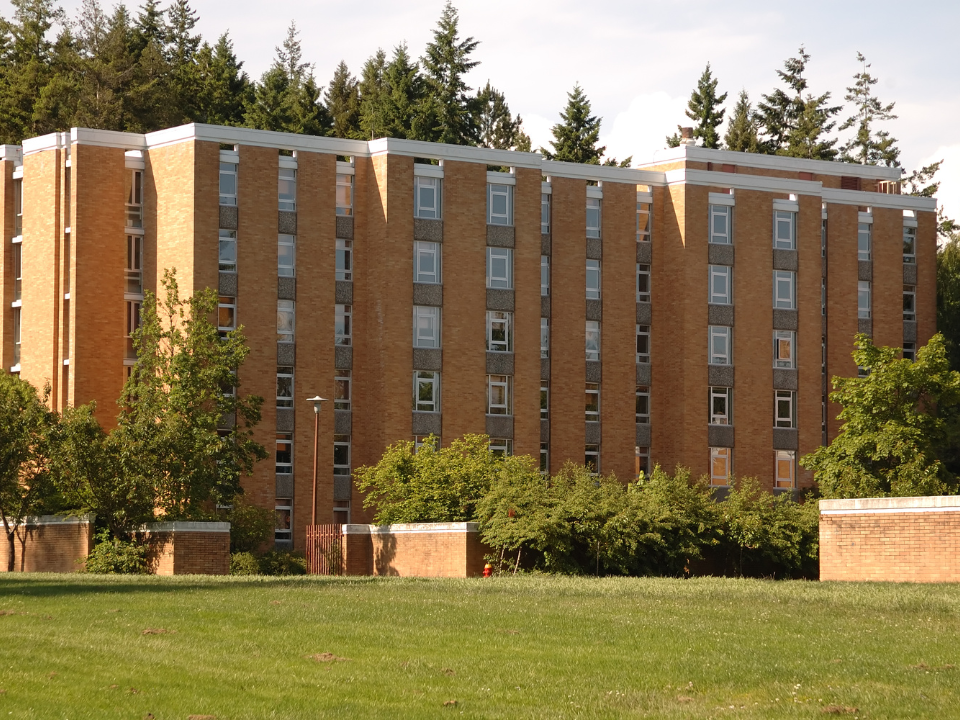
[0,575,959,719]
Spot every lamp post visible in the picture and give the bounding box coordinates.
[307,396,327,527]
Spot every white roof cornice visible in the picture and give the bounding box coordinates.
[542,159,665,185]
[668,168,823,196]
[822,187,937,211]
[368,137,543,169]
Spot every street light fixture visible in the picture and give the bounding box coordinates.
[307,396,327,527]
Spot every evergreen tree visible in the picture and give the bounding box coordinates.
[683,62,727,149]
[382,43,427,140]
[723,90,760,152]
[163,0,200,123]
[132,0,164,54]
[194,33,250,126]
[420,1,479,145]
[542,83,604,164]
[357,48,387,139]
[475,81,529,151]
[782,95,839,161]
[838,52,899,166]
[325,60,360,139]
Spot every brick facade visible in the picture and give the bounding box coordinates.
[342,522,489,578]
[143,522,230,575]
[0,515,94,573]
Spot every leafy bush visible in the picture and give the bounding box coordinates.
[257,550,308,576]
[222,495,273,553]
[230,551,260,576]
[82,530,147,574]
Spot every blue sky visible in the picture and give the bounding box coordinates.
[7,0,958,220]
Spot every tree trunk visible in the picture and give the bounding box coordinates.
[5,529,15,573]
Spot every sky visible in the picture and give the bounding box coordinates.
[5,0,958,222]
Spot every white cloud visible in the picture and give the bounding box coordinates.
[601,91,687,166]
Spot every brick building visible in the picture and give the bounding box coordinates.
[0,125,938,550]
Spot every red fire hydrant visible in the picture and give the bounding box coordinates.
[482,563,493,578]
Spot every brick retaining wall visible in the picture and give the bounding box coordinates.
[342,522,489,577]
[143,522,230,576]
[0,515,94,572]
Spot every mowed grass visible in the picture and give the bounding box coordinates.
[0,575,959,719]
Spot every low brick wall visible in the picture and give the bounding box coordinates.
[342,522,489,578]
[820,496,960,583]
[143,522,231,576]
[0,515,95,573]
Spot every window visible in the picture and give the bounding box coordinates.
[277,300,295,342]
[276,366,293,408]
[540,381,549,420]
[637,200,651,242]
[636,325,650,363]
[488,183,513,226]
[275,499,292,542]
[821,218,827,258]
[278,167,296,212]
[13,242,22,302]
[125,235,143,294]
[219,230,237,273]
[710,447,731,486]
[490,438,513,457]
[540,318,549,359]
[278,234,295,277]
[335,304,352,346]
[13,178,22,236]
[586,197,601,239]
[486,311,513,352]
[541,255,550,296]
[585,444,600,474]
[586,260,601,299]
[774,210,795,250]
[858,281,871,319]
[709,265,732,305]
[903,342,916,361]
[540,443,549,473]
[414,242,441,284]
[773,271,796,309]
[636,386,650,423]
[774,331,796,369]
[336,239,352,281]
[487,247,513,289]
[414,371,440,412]
[903,226,917,263]
[334,369,351,410]
[821,278,826,316]
[12,307,21,365]
[333,434,351,478]
[775,450,795,489]
[336,174,353,216]
[218,296,236,338]
[903,285,916,321]
[125,170,143,228]
[635,446,649,477]
[414,177,441,219]
[858,223,872,261]
[219,162,237,206]
[585,382,600,420]
[710,205,731,245]
[125,300,141,359]
[775,390,796,428]
[487,375,513,415]
[333,502,350,525]
[709,326,732,365]
[412,306,440,348]
[276,433,293,473]
[586,321,601,361]
[709,386,732,425]
[414,435,439,452]
[541,193,550,234]
[636,264,651,302]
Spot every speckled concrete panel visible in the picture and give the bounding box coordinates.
[486,225,515,248]
[335,280,353,304]
[586,361,602,383]
[541,296,550,317]
[486,289,515,311]
[413,348,442,371]
[585,422,601,444]
[414,218,443,242]
[636,424,651,446]
[218,412,236,430]
[335,345,353,369]
[333,476,351,501]
[541,419,549,442]
[541,234,551,255]
[486,352,514,374]
[903,321,917,343]
[858,261,873,281]
[858,319,873,336]
[276,474,294,498]
[276,408,295,432]
[485,415,514,439]
[219,205,238,230]
[541,359,550,380]
[334,410,352,434]
[707,425,735,447]
[772,428,799,450]
[708,365,734,386]
[636,242,652,264]
[586,238,602,260]
[278,211,297,234]
[708,244,734,266]
[219,272,237,296]
[586,299,602,321]
[903,263,917,284]
[773,369,798,391]
[636,302,651,324]
[773,249,798,271]
[636,363,651,385]
[708,304,734,326]
[413,283,442,306]
[335,216,354,239]
[773,309,798,331]
[278,276,296,300]
[412,412,441,436]
[277,342,295,365]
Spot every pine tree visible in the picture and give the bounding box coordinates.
[325,60,360,139]
[723,90,760,152]
[357,49,387,139]
[782,95,839,160]
[194,33,249,126]
[838,52,899,166]
[381,43,427,140]
[683,62,727,149]
[72,0,134,131]
[475,81,529,151]
[542,83,604,164]
[420,1,479,145]
[163,0,200,123]
[132,0,164,54]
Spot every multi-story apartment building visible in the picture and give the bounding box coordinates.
[0,125,937,549]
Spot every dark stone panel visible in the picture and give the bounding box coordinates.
[278,276,296,301]
[708,304,734,326]
[335,409,352,434]
[585,422,601,445]
[708,244,734,266]
[541,296,550,318]
[773,428,799,450]
[486,352,514,375]
[858,260,873,281]
[707,425,735,447]
[822,257,828,278]
[541,419,549,443]
[335,281,353,304]
[277,342,295,365]
[636,302,651,324]
[413,283,442,306]
[486,225,515,248]
[486,289,515,311]
[773,309,798,331]
[586,238,603,260]
[219,272,237,296]
[903,321,917,343]
[413,348,442,371]
[541,358,550,380]
[858,318,873,336]
[335,215,354,239]
[486,415,514,439]
[637,242,652,264]
[586,299,602,321]
[541,233,551,256]
[586,360,602,383]
[903,263,917,284]
[219,205,238,230]
[276,408,295,433]
[822,316,827,336]
[276,474,294,498]
[708,365,734,386]
[636,424,651,446]
[636,363,651,385]
[278,211,297,234]
[414,218,443,242]
[335,345,353,369]
[412,412,442,436]
[773,369,799,391]
[217,412,235,430]
[773,249,799,272]
[333,476,351,501]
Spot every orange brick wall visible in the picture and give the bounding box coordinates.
[796,193,823,489]
[916,209,937,348]
[825,203,860,439]
[145,527,230,575]
[343,523,489,577]
[0,516,93,573]
[513,167,542,459]
[0,159,14,368]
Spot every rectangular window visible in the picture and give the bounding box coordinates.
[413,371,440,412]
[333,434,351,477]
[858,223,872,261]
[335,304,352,346]
[218,296,236,338]
[773,271,796,309]
[585,382,600,420]
[487,374,513,415]
[13,242,22,302]
[636,324,650,363]
[774,330,796,369]
[540,380,549,420]
[278,168,296,212]
[637,200,651,242]
[334,369,351,410]
[540,318,549,359]
[541,255,550,296]
[775,450,796,489]
[858,281,871,319]
[125,300,141,359]
[821,218,827,258]
[414,177,441,219]
[62,234,70,294]
[709,326,732,365]
[12,307,21,365]
[821,278,826,316]
[414,435,439,452]
[903,285,916,321]
[903,342,916,361]
[276,366,293,408]
[903,226,917,263]
[710,205,731,245]
[585,444,600,474]
[586,260,601,299]
[277,300,295,342]
[125,170,143,228]
[635,446,649,478]
[278,234,295,277]
[13,178,22,236]
[336,239,352,281]
[774,210,796,250]
[709,265,732,305]
[219,162,237,206]
[487,183,513,226]
[487,247,513,289]
[709,386,732,426]
[219,230,237,273]
[336,173,353,216]
[636,263,651,302]
[775,390,796,428]
[486,311,513,352]
[275,499,292,542]
[586,321,601,361]
[125,235,143,294]
[413,306,440,348]
[541,193,550,234]
[586,197,601,239]
[490,438,513,457]
[414,241,441,284]
[276,433,293,473]
[636,386,650,424]
[710,447,731,486]
[540,443,549,473]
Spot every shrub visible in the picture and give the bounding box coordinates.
[82,530,147,574]
[257,549,308,576]
[230,551,260,576]
[222,495,273,553]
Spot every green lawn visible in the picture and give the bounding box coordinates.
[0,575,958,719]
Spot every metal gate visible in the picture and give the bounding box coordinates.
[305,524,344,575]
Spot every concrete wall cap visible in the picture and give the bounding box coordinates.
[341,522,479,535]
[820,496,960,514]
[142,521,231,533]
[9,513,95,525]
